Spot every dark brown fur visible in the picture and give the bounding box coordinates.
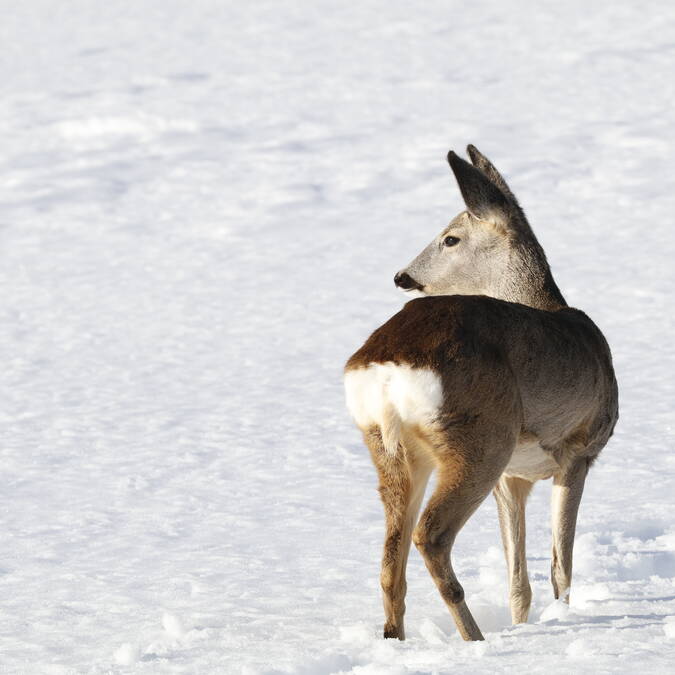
[347,294,617,460]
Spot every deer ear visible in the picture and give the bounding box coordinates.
[466,144,518,202]
[447,150,509,222]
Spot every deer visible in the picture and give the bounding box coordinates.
[343,145,618,642]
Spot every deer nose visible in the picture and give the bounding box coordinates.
[394,271,422,290]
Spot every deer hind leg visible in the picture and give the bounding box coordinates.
[364,427,432,640]
[550,457,589,603]
[493,475,533,624]
[412,434,513,642]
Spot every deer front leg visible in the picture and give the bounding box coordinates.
[493,475,533,624]
[550,457,589,603]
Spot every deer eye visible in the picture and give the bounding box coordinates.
[444,236,460,247]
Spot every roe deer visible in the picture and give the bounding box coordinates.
[344,146,618,641]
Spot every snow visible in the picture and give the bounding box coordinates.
[1,0,674,672]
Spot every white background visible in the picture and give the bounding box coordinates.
[1,1,674,672]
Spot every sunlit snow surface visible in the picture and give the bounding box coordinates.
[1,1,675,673]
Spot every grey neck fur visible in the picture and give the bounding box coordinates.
[501,225,567,312]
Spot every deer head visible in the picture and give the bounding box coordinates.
[394,146,565,311]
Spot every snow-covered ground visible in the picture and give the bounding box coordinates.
[1,1,674,672]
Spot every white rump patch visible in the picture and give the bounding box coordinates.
[344,363,443,454]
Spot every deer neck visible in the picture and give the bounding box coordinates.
[496,240,567,312]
